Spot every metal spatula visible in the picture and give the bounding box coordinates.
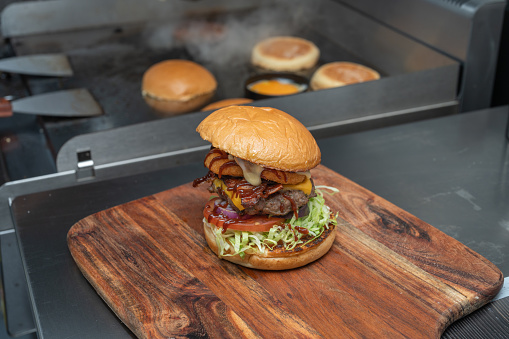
[0,54,73,77]
[0,89,103,118]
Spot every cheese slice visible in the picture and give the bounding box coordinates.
[234,157,264,186]
[213,178,245,210]
[282,176,312,195]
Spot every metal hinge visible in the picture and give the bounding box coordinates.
[76,149,95,181]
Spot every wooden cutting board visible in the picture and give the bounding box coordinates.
[67,165,503,339]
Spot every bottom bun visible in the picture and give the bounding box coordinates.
[201,98,253,111]
[203,221,336,270]
[143,91,214,115]
[310,62,380,91]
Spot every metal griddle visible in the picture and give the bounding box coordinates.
[1,0,460,179]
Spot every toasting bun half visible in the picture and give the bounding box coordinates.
[310,61,380,90]
[193,106,337,270]
[200,98,253,111]
[142,59,217,115]
[251,36,320,72]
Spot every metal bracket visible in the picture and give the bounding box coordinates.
[76,149,95,181]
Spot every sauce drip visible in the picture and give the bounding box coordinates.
[294,226,309,235]
[206,201,244,233]
[205,148,241,178]
[206,199,283,233]
[223,177,283,205]
[282,193,298,219]
[192,170,215,187]
[218,160,237,178]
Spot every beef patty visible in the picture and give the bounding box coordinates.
[209,177,316,216]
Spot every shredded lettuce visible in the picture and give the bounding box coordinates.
[208,187,338,258]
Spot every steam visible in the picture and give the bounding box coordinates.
[143,2,311,69]
[141,1,313,97]
[186,7,300,66]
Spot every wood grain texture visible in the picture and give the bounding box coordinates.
[68,165,503,338]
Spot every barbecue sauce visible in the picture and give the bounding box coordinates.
[197,148,311,236]
[207,148,237,178]
[282,193,298,219]
[294,226,309,235]
[206,200,241,233]
[223,178,283,203]
[192,171,215,187]
[218,161,237,178]
[205,199,284,233]
[264,168,287,182]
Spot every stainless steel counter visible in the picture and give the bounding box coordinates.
[3,106,509,338]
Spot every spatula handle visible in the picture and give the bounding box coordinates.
[0,98,13,118]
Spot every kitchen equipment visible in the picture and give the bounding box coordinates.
[0,89,103,118]
[341,0,505,112]
[67,165,502,338]
[1,0,461,157]
[0,0,506,337]
[0,54,73,77]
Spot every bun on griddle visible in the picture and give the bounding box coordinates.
[201,98,253,111]
[310,62,380,90]
[251,36,320,72]
[196,105,321,172]
[142,59,217,115]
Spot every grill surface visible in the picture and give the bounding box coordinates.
[2,0,460,178]
[17,19,381,152]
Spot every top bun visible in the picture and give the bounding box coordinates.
[196,106,321,172]
[310,62,380,90]
[142,59,217,114]
[251,36,320,72]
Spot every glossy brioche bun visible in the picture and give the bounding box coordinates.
[142,59,217,115]
[201,98,253,111]
[196,106,321,172]
[204,220,336,270]
[310,62,380,90]
[251,36,320,72]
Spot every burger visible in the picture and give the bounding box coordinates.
[193,105,337,270]
[310,61,380,91]
[251,36,320,72]
[142,59,217,115]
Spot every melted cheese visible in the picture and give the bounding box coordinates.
[213,178,245,210]
[282,176,312,195]
[234,157,264,186]
[297,171,311,179]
